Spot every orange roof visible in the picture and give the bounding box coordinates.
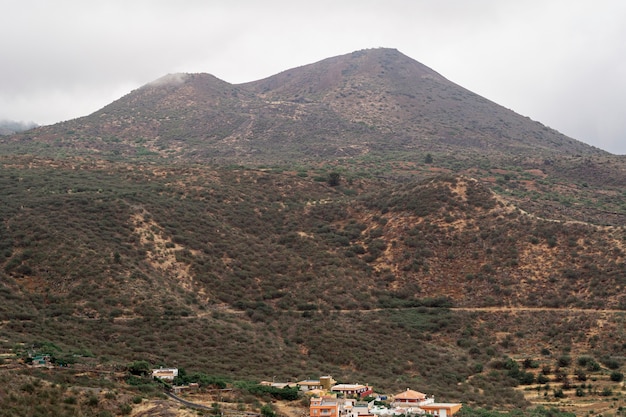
[394,389,427,400]
[420,403,462,416]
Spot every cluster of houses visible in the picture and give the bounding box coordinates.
[264,375,462,417]
[150,369,461,417]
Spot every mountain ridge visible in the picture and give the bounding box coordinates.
[2,48,607,162]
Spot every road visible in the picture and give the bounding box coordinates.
[164,390,260,417]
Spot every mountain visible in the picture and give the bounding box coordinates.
[2,48,605,163]
[0,49,625,415]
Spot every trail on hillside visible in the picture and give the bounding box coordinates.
[451,306,625,314]
[109,306,625,323]
[332,306,626,315]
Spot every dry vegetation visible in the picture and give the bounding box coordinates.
[0,155,624,416]
[0,48,624,416]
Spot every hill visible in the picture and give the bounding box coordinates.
[0,48,624,415]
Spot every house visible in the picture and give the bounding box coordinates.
[152,367,179,381]
[299,380,325,391]
[299,375,337,392]
[260,381,298,389]
[391,389,461,416]
[419,403,462,417]
[30,354,51,368]
[343,399,376,417]
[392,388,428,405]
[171,385,190,394]
[331,384,373,398]
[311,397,377,417]
[310,397,341,417]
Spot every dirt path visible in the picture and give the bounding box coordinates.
[451,306,625,314]
[109,306,624,323]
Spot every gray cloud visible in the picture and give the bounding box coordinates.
[1,0,625,154]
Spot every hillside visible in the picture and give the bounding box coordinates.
[0,48,624,415]
[0,156,624,415]
[1,156,624,315]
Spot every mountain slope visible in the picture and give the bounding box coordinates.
[2,48,606,163]
[244,48,597,156]
[1,157,624,317]
[0,157,624,413]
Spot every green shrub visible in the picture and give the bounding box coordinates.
[601,357,621,370]
[120,404,133,415]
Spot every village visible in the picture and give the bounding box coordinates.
[153,368,462,417]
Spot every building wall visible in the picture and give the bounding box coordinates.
[310,399,339,417]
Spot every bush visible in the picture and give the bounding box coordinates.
[557,355,572,367]
[120,404,133,415]
[86,395,99,406]
[127,360,151,376]
[586,360,601,372]
[518,371,535,385]
[610,371,624,382]
[261,404,276,417]
[601,357,621,370]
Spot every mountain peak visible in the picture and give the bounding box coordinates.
[241,47,445,98]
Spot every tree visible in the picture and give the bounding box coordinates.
[127,360,151,376]
[424,153,433,164]
[261,404,276,417]
[327,172,341,187]
[557,355,572,367]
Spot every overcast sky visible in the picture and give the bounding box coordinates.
[1,0,625,154]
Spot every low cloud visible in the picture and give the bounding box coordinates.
[146,73,190,88]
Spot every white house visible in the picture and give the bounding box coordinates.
[152,367,179,381]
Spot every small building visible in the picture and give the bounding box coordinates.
[30,354,51,368]
[419,403,462,417]
[152,367,179,381]
[310,397,341,417]
[299,379,325,392]
[172,385,190,394]
[260,381,297,389]
[343,399,375,417]
[331,384,373,398]
[299,376,335,391]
